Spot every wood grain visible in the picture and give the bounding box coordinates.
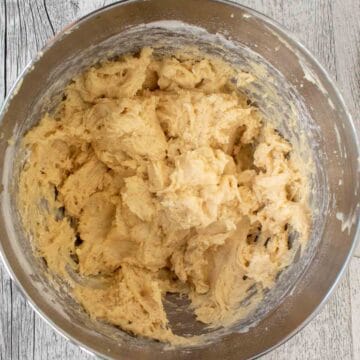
[0,0,359,359]
[332,0,360,259]
[350,258,360,358]
[0,1,10,359]
[3,1,44,358]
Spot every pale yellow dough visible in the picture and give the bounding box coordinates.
[18,48,310,344]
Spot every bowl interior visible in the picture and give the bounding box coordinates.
[0,1,359,359]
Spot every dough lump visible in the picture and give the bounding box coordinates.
[18,48,310,344]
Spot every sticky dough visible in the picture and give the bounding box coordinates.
[18,48,311,344]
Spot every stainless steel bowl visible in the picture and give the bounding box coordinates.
[0,0,359,359]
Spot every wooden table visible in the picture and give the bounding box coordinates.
[0,1,359,359]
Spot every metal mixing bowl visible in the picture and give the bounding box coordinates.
[0,0,359,359]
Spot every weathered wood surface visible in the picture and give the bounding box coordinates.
[0,1,359,359]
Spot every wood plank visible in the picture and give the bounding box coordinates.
[44,0,118,33]
[33,316,93,360]
[350,257,360,358]
[0,0,5,100]
[332,0,360,259]
[0,266,12,360]
[332,0,360,129]
[3,0,48,357]
[238,0,337,75]
[5,0,54,91]
[0,2,10,360]
[262,271,353,360]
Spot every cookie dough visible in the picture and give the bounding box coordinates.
[18,48,310,344]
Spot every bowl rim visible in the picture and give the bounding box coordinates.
[0,0,359,359]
